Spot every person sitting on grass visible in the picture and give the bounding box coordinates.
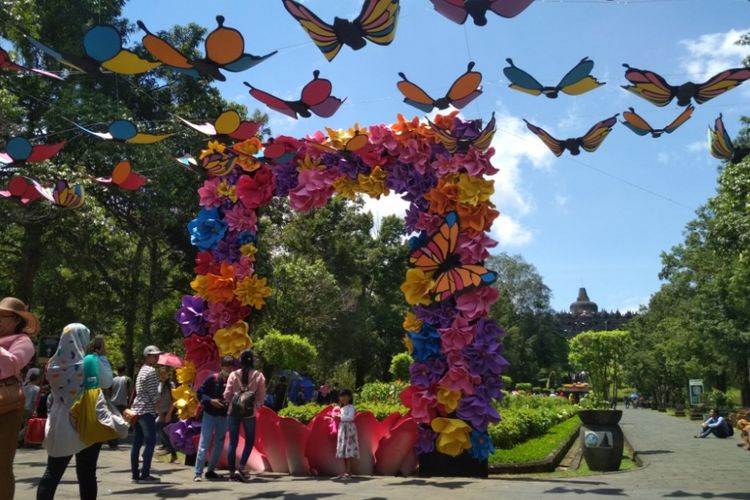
[695,408,731,439]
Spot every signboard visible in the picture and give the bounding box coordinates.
[688,379,704,406]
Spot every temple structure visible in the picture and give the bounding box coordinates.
[556,287,635,338]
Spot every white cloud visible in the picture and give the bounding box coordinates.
[363,193,409,234]
[493,215,533,248]
[687,140,705,153]
[679,28,750,80]
[615,296,649,313]
[555,194,568,207]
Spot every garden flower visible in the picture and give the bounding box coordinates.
[457,173,494,206]
[438,364,480,395]
[407,324,442,362]
[171,383,199,420]
[190,274,209,299]
[184,333,219,371]
[223,204,258,233]
[402,311,423,333]
[456,232,498,264]
[198,177,222,208]
[194,251,217,275]
[289,167,338,212]
[204,262,236,303]
[455,286,500,320]
[400,268,434,306]
[415,426,437,454]
[424,180,459,215]
[235,166,274,209]
[437,387,461,413]
[469,429,495,461]
[456,202,499,237]
[234,274,271,309]
[187,208,227,251]
[176,361,196,386]
[431,417,471,457]
[439,314,476,352]
[175,295,206,337]
[213,320,253,358]
[409,358,446,388]
[456,394,500,431]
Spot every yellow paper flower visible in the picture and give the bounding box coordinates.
[171,384,199,419]
[400,268,434,306]
[403,334,413,355]
[190,275,209,299]
[176,361,196,386]
[333,176,358,199]
[199,140,225,160]
[214,320,253,358]
[240,243,257,261]
[457,173,494,206]
[431,417,472,457]
[216,180,238,202]
[297,154,323,171]
[234,274,271,309]
[356,166,389,199]
[402,312,423,333]
[437,387,462,413]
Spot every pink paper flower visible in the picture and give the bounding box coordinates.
[289,168,338,212]
[415,211,444,234]
[439,314,476,353]
[455,148,499,177]
[455,286,500,321]
[456,232,499,264]
[233,255,255,280]
[236,166,274,209]
[431,155,458,176]
[368,124,400,155]
[399,138,431,174]
[224,204,258,233]
[400,385,438,424]
[438,364,480,396]
[198,178,222,208]
[204,299,250,334]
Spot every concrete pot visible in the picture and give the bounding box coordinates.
[577,410,624,471]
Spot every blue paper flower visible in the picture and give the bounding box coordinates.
[469,429,495,461]
[187,208,227,251]
[408,324,442,362]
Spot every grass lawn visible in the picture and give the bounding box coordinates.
[489,416,580,464]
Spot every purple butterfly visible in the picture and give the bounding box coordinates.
[430,0,534,26]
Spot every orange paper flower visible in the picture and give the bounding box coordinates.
[457,202,500,237]
[424,179,459,215]
[402,311,423,333]
[205,262,236,303]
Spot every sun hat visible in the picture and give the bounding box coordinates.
[0,297,40,336]
[143,345,162,356]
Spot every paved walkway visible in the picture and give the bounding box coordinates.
[12,409,750,499]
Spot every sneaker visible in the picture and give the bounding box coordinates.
[230,471,243,482]
[204,470,220,480]
[193,476,202,482]
[138,475,161,484]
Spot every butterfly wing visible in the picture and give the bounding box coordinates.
[127,133,173,145]
[662,104,694,134]
[557,57,604,96]
[0,48,63,80]
[621,108,654,137]
[137,21,194,69]
[52,180,85,209]
[621,64,676,107]
[24,34,85,73]
[222,51,278,72]
[708,114,734,161]
[409,212,459,272]
[0,176,42,204]
[503,58,544,96]
[100,50,161,74]
[471,112,497,152]
[524,119,565,157]
[397,72,436,112]
[694,67,750,105]
[357,0,400,46]
[447,61,482,109]
[73,122,113,141]
[27,142,66,162]
[434,265,497,302]
[430,0,469,24]
[301,71,344,118]
[176,115,218,136]
[489,0,535,18]
[111,160,148,190]
[580,114,618,153]
[427,118,458,153]
[245,83,299,119]
[283,0,342,62]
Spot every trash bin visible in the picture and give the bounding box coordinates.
[577,410,623,471]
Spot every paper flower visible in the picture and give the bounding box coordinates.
[171,384,199,420]
[239,243,257,260]
[424,180,459,215]
[176,361,196,386]
[204,299,249,334]
[356,165,389,198]
[438,364,480,395]
[457,174,493,206]
[409,358,446,388]
[190,275,209,299]
[407,325,442,362]
[212,232,242,263]
[223,204,258,233]
[400,385,438,424]
[402,311,423,333]
[414,301,456,329]
[463,339,508,378]
[175,295,207,337]
[415,426,437,455]
[204,262,236,303]
[437,387,461,413]
[469,429,495,461]
[289,167,338,212]
[187,208,228,251]
[184,334,219,372]
[455,148,498,177]
[455,286,500,321]
[273,162,299,197]
[167,418,201,455]
[431,417,471,457]
[457,232,498,264]
[234,274,271,309]
[456,202,499,237]
[403,334,413,354]
[401,268,434,306]
[234,137,263,172]
[198,177,223,208]
[195,251,217,275]
[439,314,476,353]
[236,166,274,209]
[214,320,252,358]
[456,394,500,431]
[233,255,254,280]
[333,175,358,198]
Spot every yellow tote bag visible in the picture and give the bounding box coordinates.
[69,355,120,445]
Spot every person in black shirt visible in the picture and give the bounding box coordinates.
[193,356,233,482]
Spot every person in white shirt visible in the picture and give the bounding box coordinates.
[695,408,731,438]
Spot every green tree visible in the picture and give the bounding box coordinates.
[389,352,412,381]
[255,329,318,375]
[569,329,630,401]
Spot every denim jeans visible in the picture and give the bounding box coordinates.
[194,412,228,476]
[131,413,157,479]
[227,416,256,473]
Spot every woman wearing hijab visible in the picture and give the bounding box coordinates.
[36,323,113,500]
[0,297,39,498]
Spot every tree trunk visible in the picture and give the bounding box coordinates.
[16,221,44,305]
[141,238,160,347]
[123,237,146,376]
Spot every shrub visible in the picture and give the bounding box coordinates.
[389,352,413,381]
[489,394,577,449]
[516,382,533,392]
[279,401,406,424]
[532,387,542,394]
[502,375,513,389]
[255,330,317,374]
[358,381,408,404]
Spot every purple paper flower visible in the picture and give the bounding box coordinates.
[167,418,201,455]
[414,301,457,329]
[212,232,241,263]
[175,295,206,337]
[273,162,299,197]
[415,426,437,455]
[475,374,505,401]
[452,117,482,141]
[457,394,500,431]
[409,358,447,388]
[474,318,505,345]
[463,340,508,378]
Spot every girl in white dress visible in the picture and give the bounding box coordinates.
[334,389,359,478]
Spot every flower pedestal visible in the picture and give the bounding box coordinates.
[418,451,488,478]
[577,410,623,472]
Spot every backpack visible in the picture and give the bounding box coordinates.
[229,374,256,418]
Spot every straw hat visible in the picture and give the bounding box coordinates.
[0,297,40,336]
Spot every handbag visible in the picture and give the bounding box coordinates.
[0,375,23,415]
[69,355,121,445]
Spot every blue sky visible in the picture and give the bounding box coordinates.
[121,0,750,312]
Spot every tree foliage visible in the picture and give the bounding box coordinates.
[569,329,630,401]
[255,329,318,375]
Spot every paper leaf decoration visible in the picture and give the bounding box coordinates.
[430,0,534,26]
[94,160,148,190]
[503,57,604,98]
[25,25,160,77]
[524,115,619,157]
[177,110,260,140]
[621,106,694,138]
[0,48,63,80]
[283,0,400,62]
[0,137,66,164]
[245,70,344,119]
[622,64,750,107]
[397,62,482,112]
[138,16,276,81]
[74,119,172,144]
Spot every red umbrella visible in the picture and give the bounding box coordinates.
[158,352,184,368]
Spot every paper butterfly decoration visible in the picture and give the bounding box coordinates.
[176,110,260,140]
[410,211,497,302]
[138,16,276,81]
[428,112,496,153]
[244,70,345,119]
[34,179,85,209]
[94,160,148,190]
[283,0,400,62]
[621,106,694,138]
[307,130,370,156]
[503,57,604,98]
[261,136,304,164]
[430,0,534,26]
[174,154,202,175]
[622,64,750,107]
[0,48,63,80]
[397,62,482,112]
[0,137,66,165]
[0,176,43,204]
[25,25,160,77]
[524,114,619,157]
[74,119,173,144]
[708,114,749,164]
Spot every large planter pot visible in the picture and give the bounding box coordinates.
[419,450,488,478]
[577,410,623,472]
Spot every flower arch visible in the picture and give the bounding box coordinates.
[174,111,508,475]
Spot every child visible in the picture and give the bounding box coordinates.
[334,389,359,479]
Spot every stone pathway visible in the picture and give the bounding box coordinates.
[12,409,750,499]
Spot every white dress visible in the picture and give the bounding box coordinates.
[335,404,360,459]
